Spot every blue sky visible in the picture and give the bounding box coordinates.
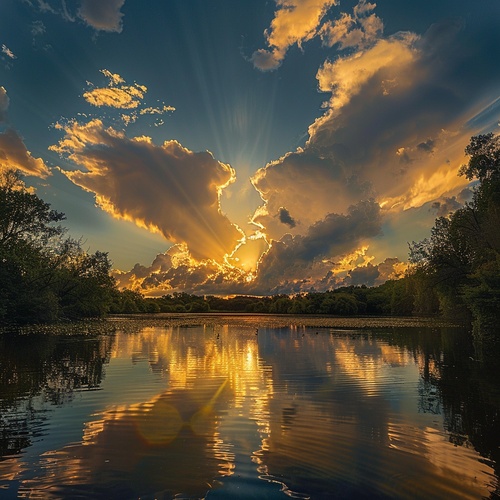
[1,0,499,295]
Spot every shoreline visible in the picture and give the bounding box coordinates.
[107,313,464,330]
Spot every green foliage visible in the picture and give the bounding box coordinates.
[410,133,500,339]
[114,279,425,318]
[459,133,500,182]
[0,169,66,249]
[0,169,116,325]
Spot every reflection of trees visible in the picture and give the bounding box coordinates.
[2,322,498,498]
[256,328,498,498]
[256,330,399,497]
[387,327,500,498]
[0,328,114,458]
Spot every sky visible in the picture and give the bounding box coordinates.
[1,0,500,296]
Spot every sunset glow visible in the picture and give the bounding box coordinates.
[1,0,499,295]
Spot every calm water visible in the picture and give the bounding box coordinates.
[0,317,499,499]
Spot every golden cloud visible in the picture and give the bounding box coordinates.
[252,0,337,70]
[51,119,243,263]
[0,128,51,178]
[83,69,147,109]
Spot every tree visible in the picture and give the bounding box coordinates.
[409,133,500,338]
[0,169,116,324]
[459,133,500,182]
[0,169,66,250]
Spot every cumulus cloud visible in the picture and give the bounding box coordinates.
[320,0,383,50]
[251,148,372,241]
[251,200,382,293]
[431,195,464,217]
[50,119,243,262]
[252,0,384,71]
[347,263,379,286]
[345,257,407,287]
[252,0,337,71]
[0,128,51,177]
[78,0,126,33]
[245,16,500,294]
[0,87,51,177]
[253,10,497,234]
[306,23,480,211]
[114,245,251,296]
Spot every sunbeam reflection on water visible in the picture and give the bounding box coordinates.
[0,319,498,499]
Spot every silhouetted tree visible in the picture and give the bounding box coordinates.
[0,169,116,324]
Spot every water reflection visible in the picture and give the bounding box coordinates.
[0,322,498,499]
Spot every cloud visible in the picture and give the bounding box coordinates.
[82,70,174,126]
[278,207,296,228]
[252,0,384,71]
[245,16,500,294]
[24,0,126,33]
[254,8,500,224]
[114,245,251,296]
[252,0,337,71]
[344,257,407,287]
[306,22,484,213]
[0,86,9,122]
[83,70,147,109]
[431,195,465,217]
[77,0,126,33]
[50,119,243,262]
[113,200,382,296]
[251,200,382,293]
[251,148,372,241]
[320,1,383,50]
[346,263,379,286]
[31,20,46,37]
[1,44,17,60]
[0,88,51,177]
[0,128,51,177]
[107,12,500,296]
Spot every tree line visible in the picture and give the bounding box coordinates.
[110,281,416,317]
[1,133,499,340]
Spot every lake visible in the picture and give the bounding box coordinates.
[1,315,499,499]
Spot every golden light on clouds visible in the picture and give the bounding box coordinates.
[0,128,51,178]
[83,69,147,109]
[19,0,497,294]
[313,33,418,121]
[252,0,337,70]
[51,118,243,263]
[331,245,373,275]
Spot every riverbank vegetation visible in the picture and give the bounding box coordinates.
[1,134,499,340]
[0,169,115,325]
